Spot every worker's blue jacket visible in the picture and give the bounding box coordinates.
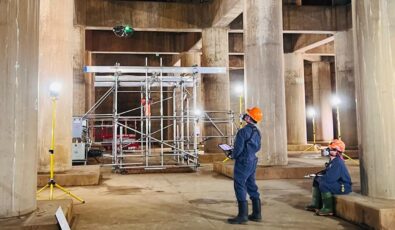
[315,156,352,194]
[231,123,261,202]
[231,123,261,161]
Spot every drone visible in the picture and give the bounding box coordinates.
[113,25,134,38]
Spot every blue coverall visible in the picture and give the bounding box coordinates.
[313,156,352,194]
[231,123,261,202]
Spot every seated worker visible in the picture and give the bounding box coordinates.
[227,107,262,224]
[305,139,352,216]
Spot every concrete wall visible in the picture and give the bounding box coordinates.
[93,54,175,67]
[283,5,352,32]
[76,0,351,33]
[231,5,352,32]
[0,0,39,218]
[229,55,244,69]
[75,0,208,30]
[86,31,201,53]
[229,33,243,53]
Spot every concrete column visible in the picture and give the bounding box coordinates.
[85,52,95,141]
[38,0,74,172]
[201,28,230,153]
[334,29,358,149]
[304,61,314,141]
[284,53,307,145]
[181,52,201,68]
[352,0,395,199]
[85,52,95,114]
[0,0,39,217]
[312,62,334,142]
[244,0,288,165]
[73,26,86,116]
[180,52,203,140]
[181,52,202,108]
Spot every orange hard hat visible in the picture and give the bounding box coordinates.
[246,107,263,122]
[329,139,346,153]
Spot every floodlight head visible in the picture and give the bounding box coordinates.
[235,84,244,95]
[194,108,203,117]
[113,25,134,38]
[331,95,341,106]
[49,82,61,98]
[307,107,316,118]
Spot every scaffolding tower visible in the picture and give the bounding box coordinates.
[83,60,235,171]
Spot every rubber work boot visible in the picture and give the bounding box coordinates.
[248,198,262,222]
[316,192,334,216]
[227,201,248,224]
[305,187,321,211]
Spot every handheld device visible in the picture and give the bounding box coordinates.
[218,144,233,162]
[218,144,233,151]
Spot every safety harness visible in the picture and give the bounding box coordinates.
[245,125,261,148]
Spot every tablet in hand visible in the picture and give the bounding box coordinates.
[218,144,233,151]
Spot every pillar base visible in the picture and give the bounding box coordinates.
[22,199,73,230]
[287,144,320,153]
[37,165,100,187]
[343,150,359,159]
[213,159,324,180]
[199,153,227,163]
[335,193,395,229]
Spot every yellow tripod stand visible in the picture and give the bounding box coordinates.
[223,94,244,163]
[304,115,319,151]
[37,97,85,203]
[335,105,359,165]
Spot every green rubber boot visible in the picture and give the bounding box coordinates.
[305,187,321,211]
[316,192,334,216]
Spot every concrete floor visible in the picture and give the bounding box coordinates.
[45,164,361,230]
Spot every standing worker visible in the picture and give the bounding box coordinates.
[227,107,263,224]
[305,139,352,216]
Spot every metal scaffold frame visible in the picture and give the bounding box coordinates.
[83,59,235,171]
